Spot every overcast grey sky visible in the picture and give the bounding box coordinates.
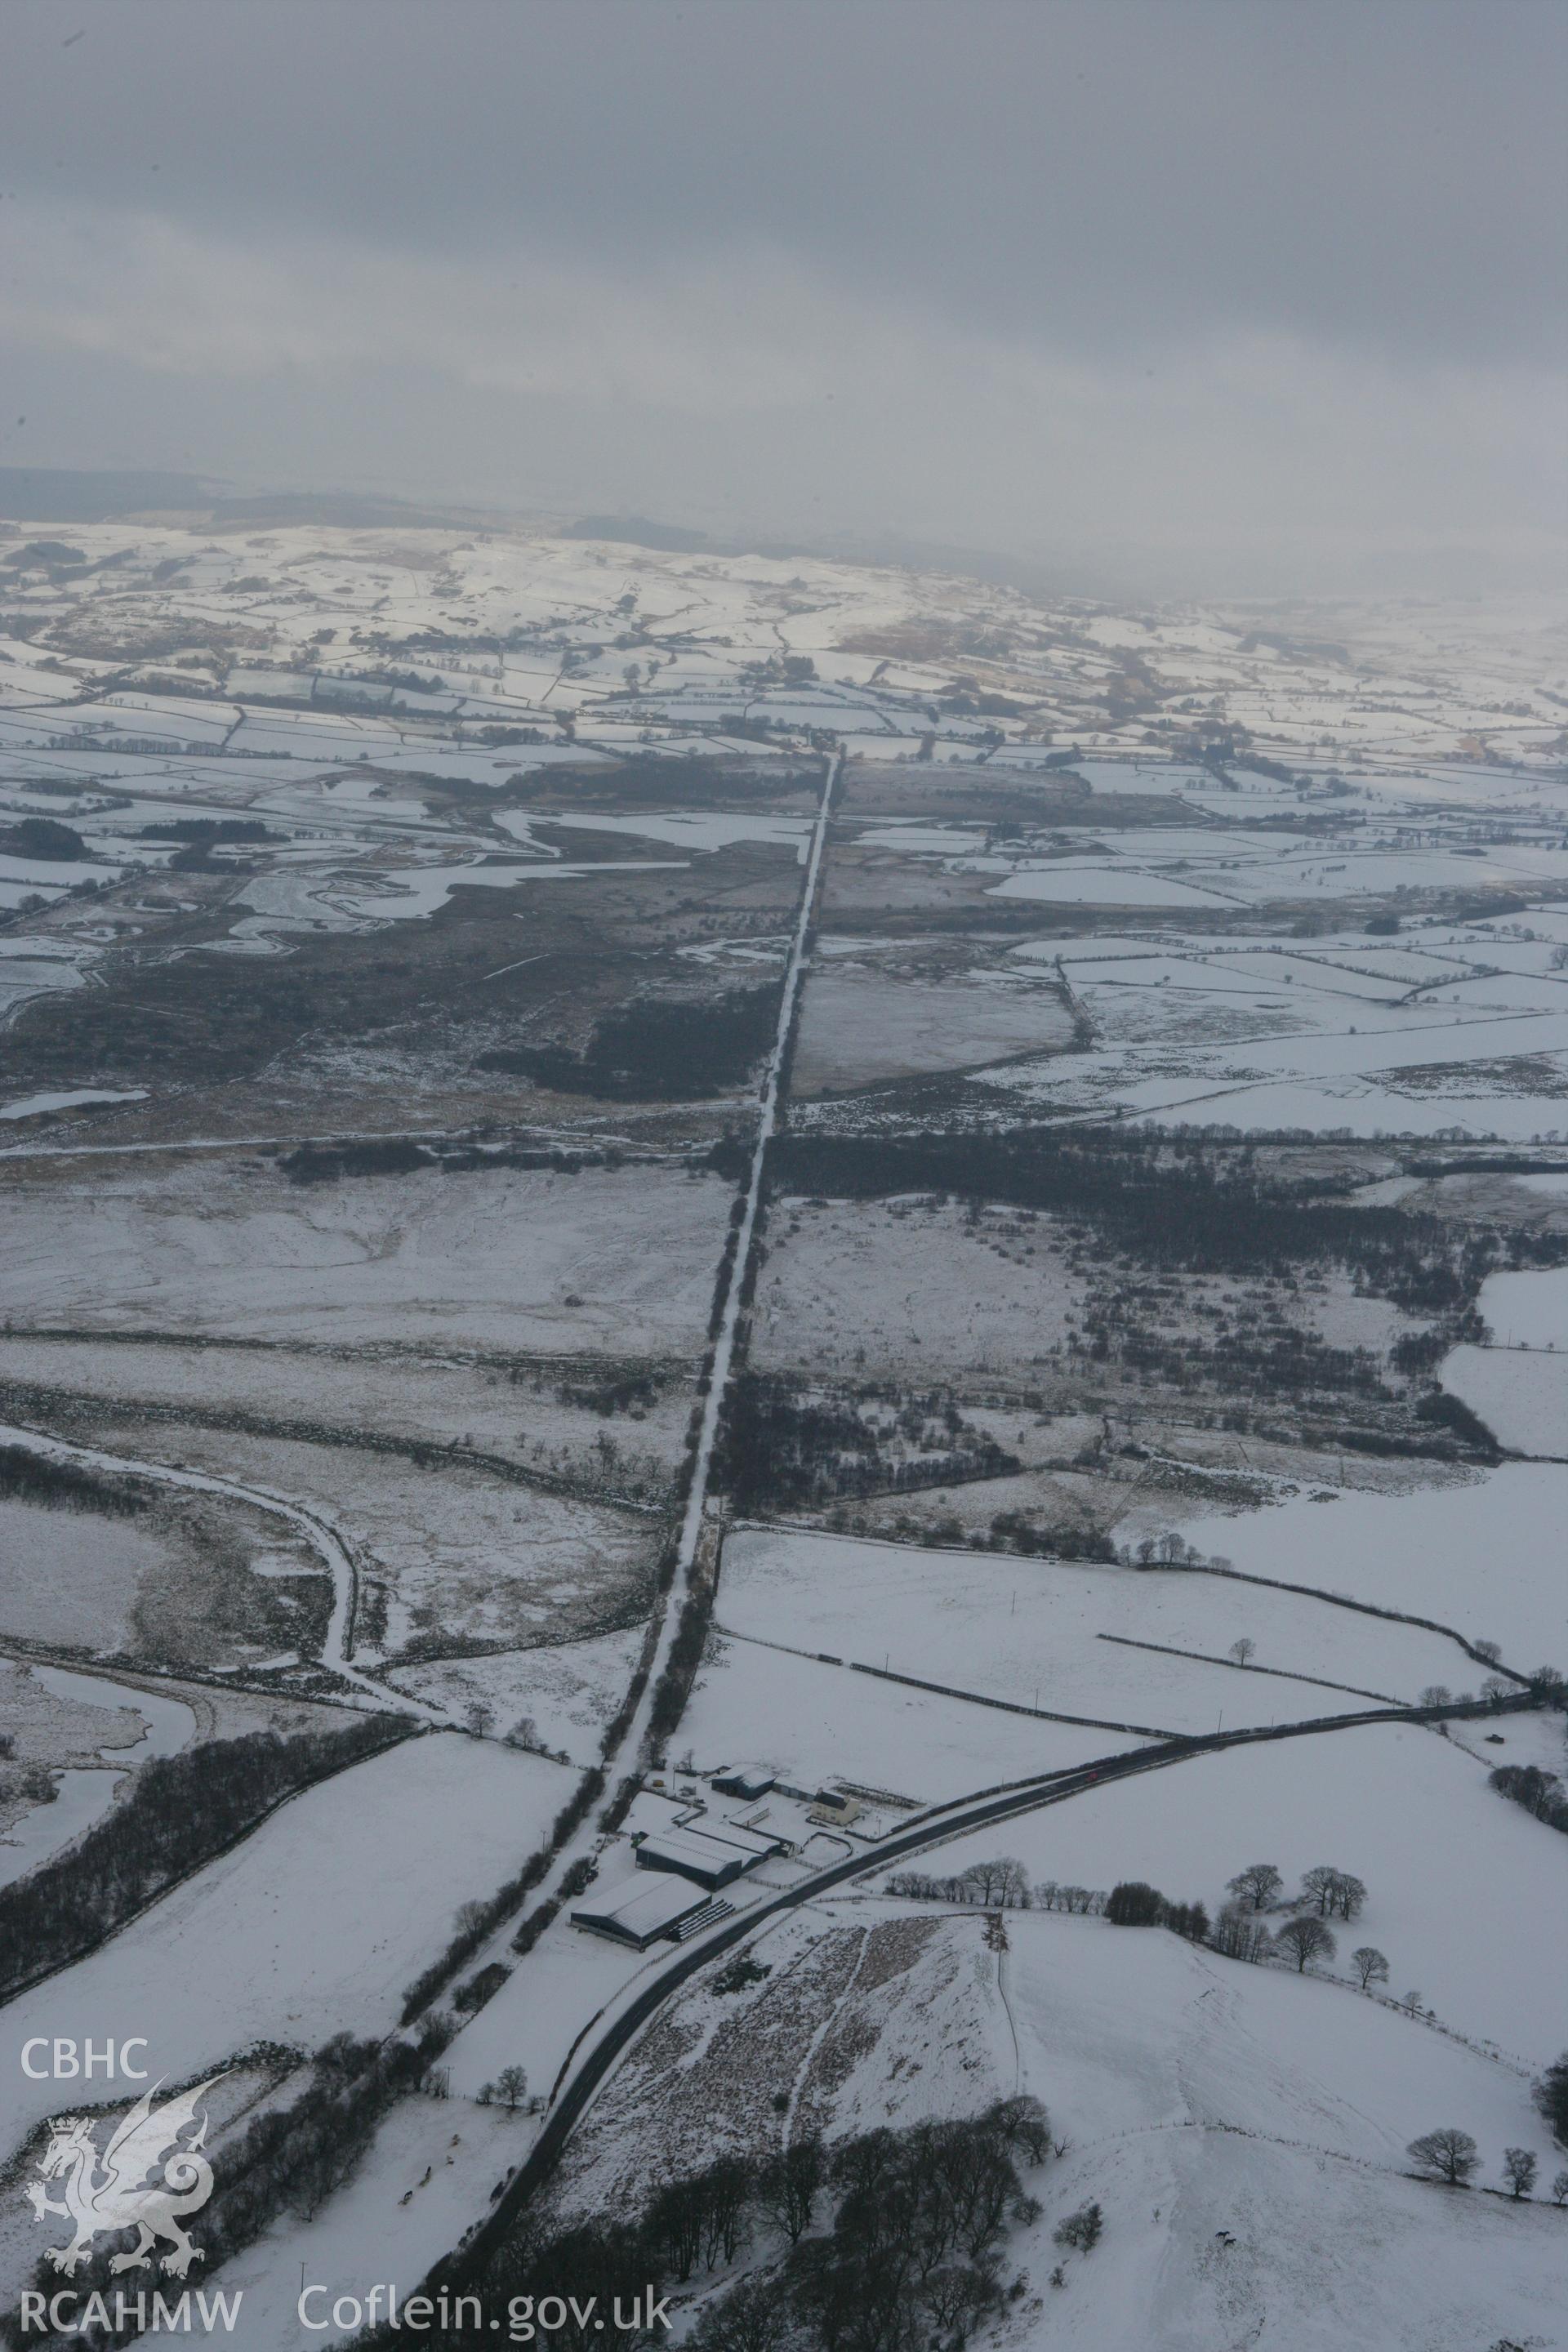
[2,0,1563,592]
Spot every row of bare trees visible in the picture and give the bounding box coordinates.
[1224,1860,1366,1919]
[1405,2130,1568,2204]
[884,1856,1042,1909]
[0,1716,411,1999]
[1490,1762,1568,1835]
[884,1853,1378,1983]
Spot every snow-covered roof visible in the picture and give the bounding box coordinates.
[569,1873,710,1944]
[635,1827,752,1886]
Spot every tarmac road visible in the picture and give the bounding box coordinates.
[434,1684,1537,2292]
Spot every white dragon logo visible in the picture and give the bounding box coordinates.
[27,2075,225,2278]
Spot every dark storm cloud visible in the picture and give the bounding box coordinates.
[1,0,1563,589]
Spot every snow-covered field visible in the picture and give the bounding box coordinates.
[1435,1264,1568,1454]
[1474,1265,1568,1349]
[0,1161,732,1356]
[214,2092,526,2352]
[385,1625,644,1763]
[783,915,1565,1137]
[444,1903,672,2109]
[0,1659,194,1882]
[996,1912,1568,2352]
[793,967,1076,1091]
[683,1628,1134,1803]
[753,1194,1087,1379]
[1144,1463,1568,1670]
[0,1329,685,1471]
[2,1731,580,2149]
[1443,1345,1568,1459]
[716,1527,1471,1735]
[985,987,1568,1139]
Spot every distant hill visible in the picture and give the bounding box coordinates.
[207,490,467,530]
[0,470,476,532]
[563,514,710,554]
[0,466,214,520]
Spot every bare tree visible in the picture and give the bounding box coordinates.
[1298,1864,1363,1918]
[985,2094,1053,2167]
[1351,1945,1389,1993]
[1407,2128,1479,2186]
[1054,2201,1103,2252]
[1298,1864,1339,1916]
[1473,1641,1503,1666]
[1274,1915,1337,1973]
[920,2265,998,2340]
[1007,1855,1035,1907]
[756,2135,824,2245]
[990,1855,1031,1908]
[647,2176,707,2283]
[1212,1903,1270,1962]
[690,2277,787,2352]
[496,2065,528,2111]
[1419,1685,1452,1708]
[960,2140,1037,2261]
[1226,1862,1282,1911]
[702,2155,754,2269]
[1534,2051,1568,2145]
[1551,2170,1568,2207]
[1059,1884,1102,1915]
[1502,2148,1538,2200]
[1105,1881,1165,1927]
[1491,1763,1567,1822]
[959,1855,1028,1907]
[1229,1638,1256,1667]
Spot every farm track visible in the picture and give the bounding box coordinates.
[585,751,840,1749]
[420,751,844,1997]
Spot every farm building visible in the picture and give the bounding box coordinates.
[569,1873,723,1950]
[808,1790,864,1828]
[635,1817,786,1888]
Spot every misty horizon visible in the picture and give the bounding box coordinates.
[2,0,1564,600]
